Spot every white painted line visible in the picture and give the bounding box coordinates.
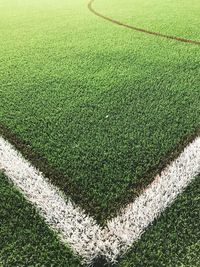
[0,136,102,263]
[0,136,200,264]
[105,136,200,261]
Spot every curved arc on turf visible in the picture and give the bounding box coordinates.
[1,136,200,263]
[88,0,200,45]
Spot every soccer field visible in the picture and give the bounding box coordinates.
[0,0,200,266]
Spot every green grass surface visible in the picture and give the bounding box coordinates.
[0,0,200,222]
[95,0,200,40]
[116,176,200,267]
[0,172,81,267]
[0,172,199,267]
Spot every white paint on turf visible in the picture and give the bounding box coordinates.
[0,136,102,263]
[105,136,200,261]
[0,136,200,263]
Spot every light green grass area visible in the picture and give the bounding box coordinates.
[0,172,82,267]
[0,0,200,221]
[95,0,200,40]
[117,176,200,267]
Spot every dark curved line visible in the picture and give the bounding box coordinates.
[88,0,200,45]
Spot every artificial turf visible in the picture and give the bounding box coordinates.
[0,172,199,267]
[94,0,200,40]
[116,175,200,267]
[0,0,200,222]
[0,172,82,267]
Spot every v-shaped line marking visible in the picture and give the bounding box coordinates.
[0,136,200,264]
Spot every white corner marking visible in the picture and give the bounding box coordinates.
[0,136,200,263]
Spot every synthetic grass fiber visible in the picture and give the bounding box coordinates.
[0,172,81,267]
[116,175,200,267]
[0,171,199,266]
[1,135,199,264]
[88,0,200,45]
[0,0,200,223]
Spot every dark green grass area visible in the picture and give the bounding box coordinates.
[1,160,199,267]
[0,0,200,222]
[115,176,200,267]
[0,169,199,266]
[0,172,82,267]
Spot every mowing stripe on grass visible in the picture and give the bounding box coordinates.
[88,0,200,45]
[0,135,200,264]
